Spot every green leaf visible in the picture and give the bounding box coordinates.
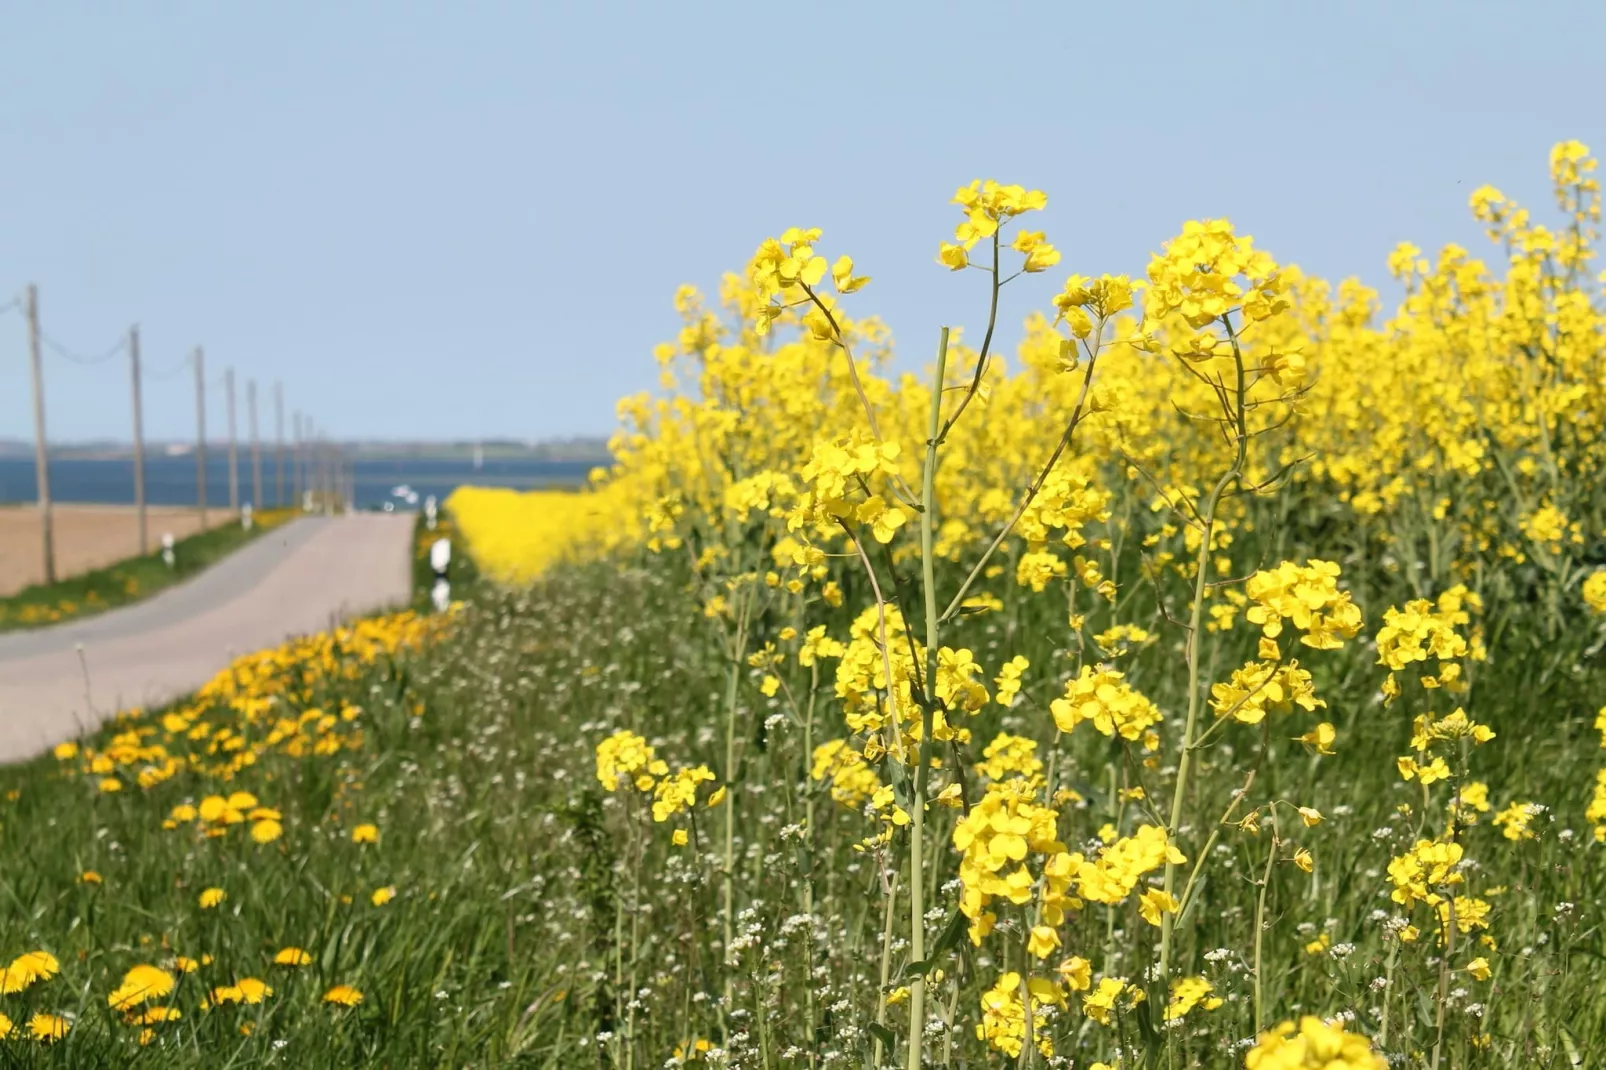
[927,908,968,963]
[894,960,926,984]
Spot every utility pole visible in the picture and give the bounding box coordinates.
[323,436,332,513]
[305,418,314,509]
[292,411,303,508]
[25,284,55,584]
[322,433,333,514]
[305,419,316,509]
[226,367,238,513]
[194,347,208,530]
[248,378,262,510]
[129,324,148,554]
[274,382,285,508]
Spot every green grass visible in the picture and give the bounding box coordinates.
[0,511,295,633]
[0,521,1600,1066]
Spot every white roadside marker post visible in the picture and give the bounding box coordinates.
[429,537,452,613]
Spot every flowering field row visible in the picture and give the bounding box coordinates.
[441,143,1606,1068]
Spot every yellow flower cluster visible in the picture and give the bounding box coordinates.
[1244,1016,1386,1069]
[940,180,1051,272]
[951,779,1074,946]
[1210,659,1324,724]
[163,791,283,844]
[1584,569,1606,614]
[975,733,1044,786]
[596,729,666,792]
[1164,975,1223,1021]
[651,765,716,823]
[810,738,882,807]
[1242,560,1364,651]
[1075,825,1186,909]
[1050,666,1163,742]
[446,487,635,584]
[1387,838,1465,911]
[975,971,1062,1059]
[594,730,719,833]
[57,611,443,796]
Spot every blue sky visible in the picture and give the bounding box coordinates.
[1,1,1600,444]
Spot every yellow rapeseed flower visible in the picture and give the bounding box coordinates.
[1244,1015,1385,1069]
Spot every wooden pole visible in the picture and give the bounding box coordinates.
[25,284,55,584]
[306,419,317,510]
[292,411,303,508]
[305,419,315,509]
[248,378,262,510]
[225,367,239,513]
[194,346,208,530]
[129,324,148,554]
[274,382,285,508]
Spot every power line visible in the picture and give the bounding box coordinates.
[40,329,127,366]
[144,352,195,381]
[0,297,20,317]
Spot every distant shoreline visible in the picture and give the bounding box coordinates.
[0,439,614,465]
[0,454,594,511]
[0,450,612,464]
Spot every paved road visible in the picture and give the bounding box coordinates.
[0,513,416,764]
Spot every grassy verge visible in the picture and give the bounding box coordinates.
[0,511,296,633]
[0,564,680,1065]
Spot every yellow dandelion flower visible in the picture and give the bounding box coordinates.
[199,887,226,909]
[108,964,176,1010]
[27,1012,70,1043]
[323,984,363,1007]
[235,978,272,1004]
[2,950,61,994]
